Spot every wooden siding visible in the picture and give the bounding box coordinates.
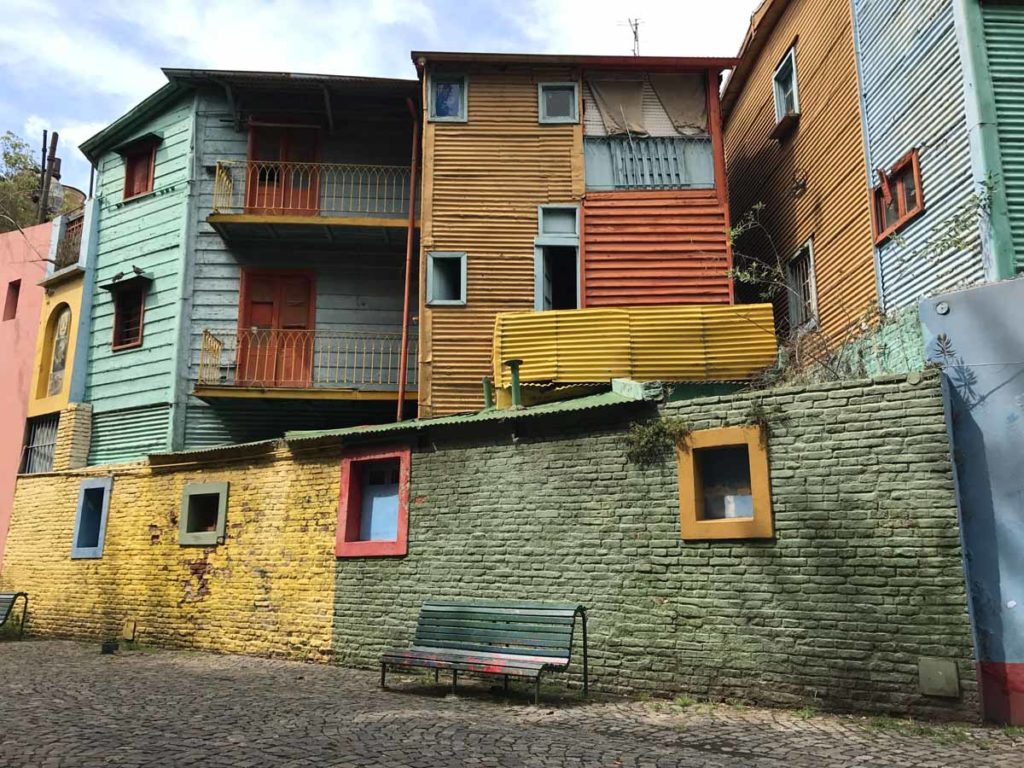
[184,89,415,447]
[85,94,196,462]
[582,190,731,306]
[853,0,982,312]
[492,304,777,385]
[724,0,877,341]
[419,67,583,416]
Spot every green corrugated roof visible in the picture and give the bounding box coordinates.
[285,390,644,444]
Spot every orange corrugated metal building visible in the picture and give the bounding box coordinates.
[413,52,746,416]
[722,0,877,343]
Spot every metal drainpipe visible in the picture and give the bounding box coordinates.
[396,97,420,421]
[504,359,524,408]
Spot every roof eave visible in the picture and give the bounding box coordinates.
[79,81,185,163]
[720,0,792,121]
[411,51,738,71]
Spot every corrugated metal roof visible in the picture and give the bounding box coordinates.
[412,51,737,70]
[285,390,644,443]
[148,439,281,466]
[162,68,418,93]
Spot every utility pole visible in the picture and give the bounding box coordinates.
[37,131,59,224]
[629,18,641,56]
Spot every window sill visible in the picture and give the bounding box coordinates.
[873,205,926,246]
[337,539,408,558]
[426,299,467,307]
[111,341,144,353]
[539,117,579,125]
[428,115,468,124]
[770,112,800,143]
[121,190,157,205]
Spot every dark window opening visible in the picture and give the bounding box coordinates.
[76,488,106,549]
[694,444,754,520]
[113,287,145,350]
[124,146,155,199]
[3,279,20,321]
[540,246,578,310]
[186,493,221,533]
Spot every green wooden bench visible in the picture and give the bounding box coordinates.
[380,600,588,704]
[0,592,28,638]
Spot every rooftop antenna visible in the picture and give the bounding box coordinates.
[629,18,641,56]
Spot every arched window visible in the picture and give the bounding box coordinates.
[45,304,72,397]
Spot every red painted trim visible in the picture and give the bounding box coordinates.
[336,445,411,558]
[706,69,734,304]
[870,148,925,245]
[123,144,157,200]
[578,202,587,309]
[237,268,317,332]
[978,661,1024,725]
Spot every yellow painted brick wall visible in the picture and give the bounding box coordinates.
[0,449,339,661]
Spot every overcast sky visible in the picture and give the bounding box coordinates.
[0,0,760,191]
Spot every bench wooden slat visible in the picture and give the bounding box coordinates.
[423,600,580,613]
[421,604,578,618]
[417,619,575,637]
[415,628,572,649]
[418,611,575,626]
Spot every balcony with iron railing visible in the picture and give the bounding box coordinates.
[195,328,417,401]
[209,160,418,242]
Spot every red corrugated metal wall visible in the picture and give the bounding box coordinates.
[581,190,732,306]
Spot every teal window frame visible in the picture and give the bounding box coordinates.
[179,481,229,547]
[428,74,468,123]
[71,477,113,559]
[426,251,467,306]
[773,47,800,123]
[538,82,579,124]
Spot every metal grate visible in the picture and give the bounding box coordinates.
[54,211,84,269]
[786,246,817,330]
[21,414,59,474]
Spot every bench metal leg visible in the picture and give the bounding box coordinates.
[434,668,439,684]
[534,672,542,706]
[503,674,509,693]
[380,662,387,689]
[581,607,588,697]
[451,669,458,695]
[18,594,28,639]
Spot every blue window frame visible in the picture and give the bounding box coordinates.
[71,477,113,559]
[429,74,467,122]
[538,82,579,124]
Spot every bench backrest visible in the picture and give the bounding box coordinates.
[415,600,582,664]
[0,593,24,623]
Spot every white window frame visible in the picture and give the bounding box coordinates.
[538,82,579,124]
[426,251,468,306]
[537,204,580,241]
[428,74,468,123]
[786,239,818,332]
[773,47,800,124]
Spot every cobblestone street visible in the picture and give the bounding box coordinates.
[0,641,1020,767]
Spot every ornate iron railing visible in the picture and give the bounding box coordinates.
[54,211,84,269]
[197,328,416,391]
[211,160,414,218]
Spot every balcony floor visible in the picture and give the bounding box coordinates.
[193,385,418,403]
[208,213,416,246]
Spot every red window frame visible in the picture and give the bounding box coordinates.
[871,149,925,244]
[123,143,157,200]
[111,286,146,351]
[336,446,411,558]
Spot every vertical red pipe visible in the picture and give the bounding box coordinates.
[396,97,420,421]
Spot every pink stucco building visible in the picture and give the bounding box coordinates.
[0,223,50,565]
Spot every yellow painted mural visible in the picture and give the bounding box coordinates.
[0,448,339,660]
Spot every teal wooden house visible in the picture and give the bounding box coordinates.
[78,70,420,464]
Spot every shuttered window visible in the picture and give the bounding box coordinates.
[113,286,145,350]
[123,145,156,199]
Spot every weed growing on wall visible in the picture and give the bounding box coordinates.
[624,417,692,466]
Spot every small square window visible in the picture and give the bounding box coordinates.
[773,47,800,123]
[179,482,228,546]
[112,287,145,350]
[871,149,925,244]
[123,145,156,199]
[337,447,410,558]
[539,83,579,124]
[3,280,20,321]
[538,206,579,237]
[678,426,773,540]
[785,241,817,332]
[429,75,467,122]
[427,251,467,306]
[72,477,112,559]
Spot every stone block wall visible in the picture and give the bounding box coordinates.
[53,403,92,471]
[333,371,978,720]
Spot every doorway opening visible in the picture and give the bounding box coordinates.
[537,246,578,311]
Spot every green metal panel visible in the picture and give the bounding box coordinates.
[983,3,1024,272]
[89,404,171,465]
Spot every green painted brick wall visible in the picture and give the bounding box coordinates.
[333,370,979,720]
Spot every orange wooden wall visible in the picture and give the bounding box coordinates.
[723,0,876,342]
[582,190,732,306]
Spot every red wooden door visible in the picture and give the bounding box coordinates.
[245,127,320,216]
[237,271,315,387]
